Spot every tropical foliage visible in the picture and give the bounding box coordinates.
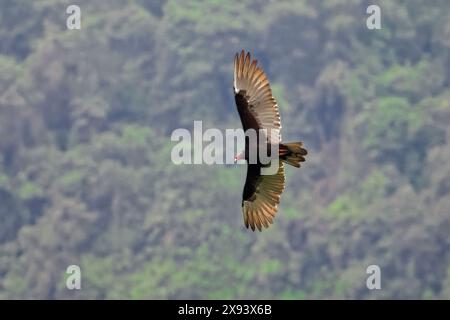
[0,0,449,299]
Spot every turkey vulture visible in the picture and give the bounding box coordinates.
[233,50,308,231]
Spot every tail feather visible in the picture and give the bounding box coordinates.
[280,142,307,168]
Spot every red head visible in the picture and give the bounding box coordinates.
[234,150,245,163]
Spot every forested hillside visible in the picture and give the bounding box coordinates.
[0,0,449,299]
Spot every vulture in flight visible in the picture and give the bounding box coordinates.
[233,50,308,231]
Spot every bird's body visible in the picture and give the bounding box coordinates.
[233,50,308,231]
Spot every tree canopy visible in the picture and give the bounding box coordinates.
[0,0,449,299]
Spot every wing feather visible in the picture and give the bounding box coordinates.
[234,51,287,231]
[234,50,282,143]
[241,163,285,231]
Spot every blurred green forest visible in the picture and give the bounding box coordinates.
[0,0,450,299]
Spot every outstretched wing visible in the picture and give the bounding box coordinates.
[242,163,285,231]
[233,50,286,231]
[234,50,281,142]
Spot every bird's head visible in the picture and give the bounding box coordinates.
[234,150,245,164]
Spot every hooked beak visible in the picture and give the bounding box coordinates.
[234,151,245,164]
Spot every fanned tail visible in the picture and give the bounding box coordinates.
[279,142,308,168]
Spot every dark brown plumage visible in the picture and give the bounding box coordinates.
[233,50,308,231]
